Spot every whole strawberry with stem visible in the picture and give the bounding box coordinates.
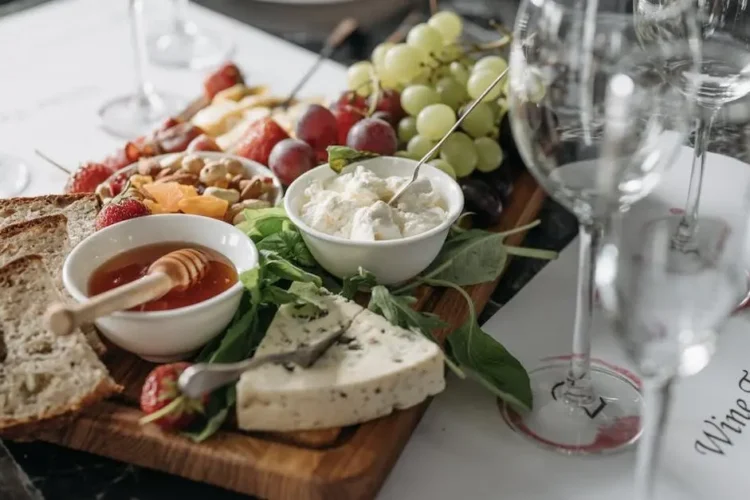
[95,182,150,231]
[139,362,208,431]
[65,162,114,194]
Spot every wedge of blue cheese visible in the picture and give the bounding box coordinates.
[235,290,445,431]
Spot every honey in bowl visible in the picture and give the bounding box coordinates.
[88,242,238,312]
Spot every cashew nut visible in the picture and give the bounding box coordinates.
[181,154,205,175]
[239,177,264,200]
[203,187,240,204]
[199,161,229,186]
[221,157,244,176]
[137,158,162,176]
[230,199,273,224]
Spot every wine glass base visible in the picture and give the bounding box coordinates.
[501,360,643,455]
[99,92,183,139]
[0,154,30,197]
[147,28,233,70]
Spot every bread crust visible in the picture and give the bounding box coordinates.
[0,213,68,239]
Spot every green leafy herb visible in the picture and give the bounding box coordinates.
[341,267,378,299]
[261,250,322,286]
[236,207,290,242]
[326,145,380,173]
[425,278,533,412]
[256,230,316,268]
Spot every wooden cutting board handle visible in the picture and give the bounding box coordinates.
[46,272,173,336]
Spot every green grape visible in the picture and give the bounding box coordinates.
[410,70,431,86]
[407,23,444,57]
[436,76,468,110]
[407,135,437,159]
[473,56,508,77]
[449,61,470,86]
[435,44,463,63]
[459,102,494,138]
[397,117,418,143]
[395,150,418,160]
[371,43,394,71]
[347,61,374,96]
[400,85,440,116]
[467,70,502,102]
[502,77,510,96]
[428,11,463,43]
[524,68,547,103]
[384,44,424,84]
[439,132,477,177]
[429,159,457,179]
[416,103,457,140]
[474,137,504,172]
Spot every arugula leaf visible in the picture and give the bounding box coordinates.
[236,207,289,242]
[326,145,380,174]
[425,278,533,412]
[261,250,322,286]
[256,230,316,268]
[341,267,378,299]
[368,286,447,337]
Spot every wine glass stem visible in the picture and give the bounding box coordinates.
[172,0,190,34]
[129,0,153,104]
[564,221,602,405]
[634,377,674,500]
[675,110,719,246]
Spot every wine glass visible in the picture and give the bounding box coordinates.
[99,0,183,139]
[595,202,750,499]
[659,0,750,251]
[500,0,702,454]
[0,153,30,197]
[147,0,233,70]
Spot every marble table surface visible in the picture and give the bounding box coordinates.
[2,0,750,499]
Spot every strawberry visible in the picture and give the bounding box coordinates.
[65,162,114,194]
[204,62,244,100]
[139,362,208,431]
[95,197,150,231]
[232,117,289,166]
[101,142,143,172]
[108,169,131,196]
[153,123,204,154]
[187,133,222,153]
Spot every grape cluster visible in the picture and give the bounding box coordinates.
[347,11,510,180]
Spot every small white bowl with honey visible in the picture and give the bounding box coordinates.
[61,214,258,362]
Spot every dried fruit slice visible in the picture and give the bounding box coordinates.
[143,199,169,214]
[178,195,229,219]
[142,182,194,212]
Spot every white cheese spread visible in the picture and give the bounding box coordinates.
[298,165,447,241]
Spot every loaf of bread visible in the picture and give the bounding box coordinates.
[0,194,99,247]
[0,214,106,355]
[0,255,120,437]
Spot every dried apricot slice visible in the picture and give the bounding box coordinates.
[178,195,229,219]
[143,199,168,214]
[142,182,192,212]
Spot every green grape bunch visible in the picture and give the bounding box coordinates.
[344,10,512,180]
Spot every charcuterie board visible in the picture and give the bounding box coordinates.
[37,170,543,500]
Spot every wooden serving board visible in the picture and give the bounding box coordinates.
[38,171,544,500]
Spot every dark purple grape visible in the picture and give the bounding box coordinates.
[460,178,503,228]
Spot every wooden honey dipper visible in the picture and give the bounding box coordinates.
[46,248,211,336]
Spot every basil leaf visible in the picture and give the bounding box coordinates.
[183,386,236,443]
[236,207,289,242]
[261,250,322,287]
[205,306,257,364]
[256,230,315,268]
[423,229,509,286]
[368,286,447,342]
[341,267,378,299]
[239,268,263,305]
[447,320,532,412]
[326,145,380,174]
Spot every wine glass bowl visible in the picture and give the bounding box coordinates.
[500,0,701,454]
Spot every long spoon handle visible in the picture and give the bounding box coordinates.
[388,67,510,206]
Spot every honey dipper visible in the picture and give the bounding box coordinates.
[46,248,210,336]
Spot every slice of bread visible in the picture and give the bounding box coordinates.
[0,215,106,355]
[0,255,120,437]
[0,194,99,247]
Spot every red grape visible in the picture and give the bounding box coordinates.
[371,111,392,124]
[268,138,316,186]
[295,104,339,153]
[371,89,405,125]
[332,104,365,144]
[346,118,398,156]
[334,91,368,112]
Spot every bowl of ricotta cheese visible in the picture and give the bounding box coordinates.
[284,156,464,284]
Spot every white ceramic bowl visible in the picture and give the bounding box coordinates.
[62,214,258,362]
[106,152,284,206]
[284,157,464,285]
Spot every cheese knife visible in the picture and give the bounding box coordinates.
[178,324,349,399]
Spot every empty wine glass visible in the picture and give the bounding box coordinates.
[99,0,183,139]
[657,0,750,251]
[0,153,30,197]
[596,200,750,499]
[500,0,701,454]
[147,0,233,70]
